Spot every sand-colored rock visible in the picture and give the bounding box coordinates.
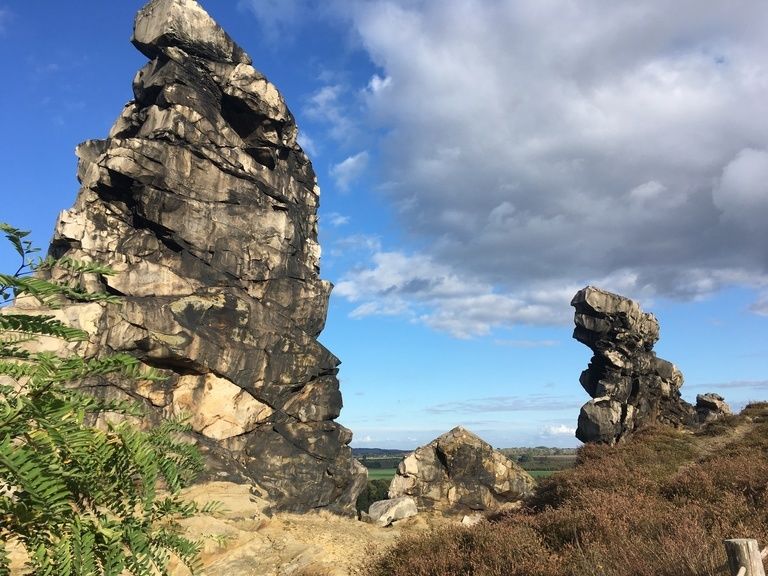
[389,426,535,513]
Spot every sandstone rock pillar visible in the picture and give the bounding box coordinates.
[34,0,365,513]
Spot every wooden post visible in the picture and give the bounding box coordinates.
[724,539,766,576]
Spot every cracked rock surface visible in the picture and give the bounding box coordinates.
[30,0,365,513]
[572,286,697,444]
[388,426,535,513]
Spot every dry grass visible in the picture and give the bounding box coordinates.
[365,404,768,576]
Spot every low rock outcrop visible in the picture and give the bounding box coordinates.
[388,426,535,513]
[696,393,732,423]
[572,286,697,444]
[20,0,365,513]
[366,496,419,527]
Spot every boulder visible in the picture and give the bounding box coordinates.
[18,0,365,513]
[388,426,535,513]
[696,393,732,423]
[367,497,418,527]
[572,286,696,444]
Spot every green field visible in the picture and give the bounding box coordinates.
[367,468,397,480]
[365,468,555,481]
[527,469,556,479]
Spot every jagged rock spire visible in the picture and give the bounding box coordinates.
[39,0,366,513]
[572,286,696,444]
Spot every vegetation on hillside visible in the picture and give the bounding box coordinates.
[365,405,768,576]
[0,224,208,576]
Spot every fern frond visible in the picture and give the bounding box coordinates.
[0,223,32,260]
[36,256,116,277]
[0,314,88,342]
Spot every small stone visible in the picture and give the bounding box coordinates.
[461,514,484,527]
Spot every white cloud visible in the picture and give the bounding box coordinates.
[688,380,768,391]
[329,151,369,191]
[751,292,768,316]
[338,0,768,321]
[297,131,318,157]
[335,250,577,337]
[0,8,8,34]
[324,212,349,227]
[543,424,577,437]
[367,74,392,94]
[303,84,356,142]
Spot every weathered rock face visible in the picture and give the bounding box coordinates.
[388,426,535,513]
[572,286,696,444]
[696,393,732,423]
[31,0,365,513]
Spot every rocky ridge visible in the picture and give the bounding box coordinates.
[26,0,365,513]
[572,286,697,444]
[388,426,535,513]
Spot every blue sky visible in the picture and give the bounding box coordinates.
[1,1,767,449]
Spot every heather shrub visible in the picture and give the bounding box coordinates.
[366,421,768,576]
[365,521,558,576]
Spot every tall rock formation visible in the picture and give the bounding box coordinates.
[572,286,696,444]
[32,0,365,513]
[388,426,535,513]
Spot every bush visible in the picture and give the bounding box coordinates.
[366,521,559,576]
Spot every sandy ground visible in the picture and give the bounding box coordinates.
[7,481,445,576]
[167,482,450,576]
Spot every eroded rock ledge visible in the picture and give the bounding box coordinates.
[32,0,365,513]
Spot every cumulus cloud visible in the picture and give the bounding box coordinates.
[330,151,369,191]
[333,248,654,336]
[331,0,768,330]
[751,292,768,316]
[335,250,575,336]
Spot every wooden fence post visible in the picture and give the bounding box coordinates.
[724,539,766,576]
